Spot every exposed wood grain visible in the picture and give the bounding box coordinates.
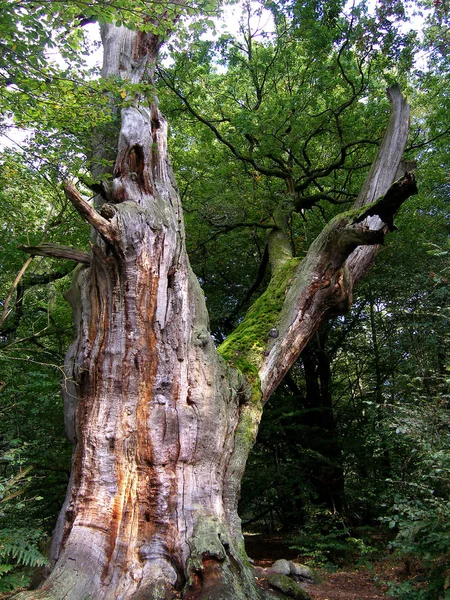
[63,181,114,242]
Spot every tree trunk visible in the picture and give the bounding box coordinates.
[301,333,344,513]
[14,24,417,600]
[12,24,269,600]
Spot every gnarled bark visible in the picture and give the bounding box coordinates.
[14,24,271,600]
[15,24,416,600]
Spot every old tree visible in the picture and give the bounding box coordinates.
[6,1,421,599]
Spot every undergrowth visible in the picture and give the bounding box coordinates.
[289,508,381,571]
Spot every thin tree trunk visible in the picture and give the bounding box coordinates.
[369,292,383,405]
[14,24,417,600]
[301,333,344,512]
[0,257,33,329]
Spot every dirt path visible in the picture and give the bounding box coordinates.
[303,568,387,600]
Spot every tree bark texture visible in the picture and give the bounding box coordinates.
[14,24,417,600]
[15,24,270,600]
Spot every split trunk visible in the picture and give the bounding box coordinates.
[15,24,417,600]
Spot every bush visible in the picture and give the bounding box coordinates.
[0,470,48,593]
[382,402,450,599]
[0,527,48,593]
[290,507,379,569]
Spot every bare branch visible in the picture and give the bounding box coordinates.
[406,125,450,151]
[347,84,413,284]
[353,85,411,209]
[63,181,114,242]
[20,243,91,264]
[293,192,354,211]
[0,257,33,329]
[294,139,380,193]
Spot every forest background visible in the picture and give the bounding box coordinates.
[0,0,449,598]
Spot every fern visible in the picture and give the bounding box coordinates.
[0,564,14,575]
[0,529,48,568]
[0,569,33,593]
[0,528,48,592]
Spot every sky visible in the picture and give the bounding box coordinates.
[0,3,248,150]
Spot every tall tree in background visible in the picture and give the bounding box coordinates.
[0,1,425,599]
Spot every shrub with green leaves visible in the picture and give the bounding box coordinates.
[290,507,379,569]
[382,400,450,599]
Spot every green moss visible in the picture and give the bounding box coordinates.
[188,517,228,571]
[218,257,301,385]
[318,200,379,237]
[233,402,264,452]
[349,201,379,223]
[266,574,312,599]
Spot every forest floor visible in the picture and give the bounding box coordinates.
[245,534,402,600]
